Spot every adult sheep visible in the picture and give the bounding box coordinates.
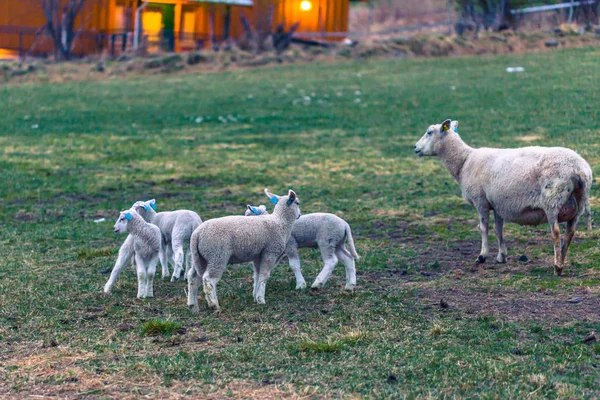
[414,119,592,275]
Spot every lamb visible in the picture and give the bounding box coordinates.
[414,119,593,275]
[104,208,161,298]
[187,189,301,312]
[245,204,359,291]
[132,199,202,282]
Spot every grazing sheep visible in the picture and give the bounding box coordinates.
[245,204,359,291]
[414,119,592,275]
[105,209,161,298]
[187,189,301,312]
[132,199,202,282]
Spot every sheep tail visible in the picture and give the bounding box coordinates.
[572,174,592,230]
[189,231,202,278]
[345,223,360,260]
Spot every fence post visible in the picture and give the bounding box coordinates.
[18,31,23,58]
[110,34,116,57]
[568,0,575,23]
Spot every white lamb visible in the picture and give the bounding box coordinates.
[132,199,202,282]
[414,119,592,275]
[245,203,359,291]
[104,208,161,298]
[187,189,301,312]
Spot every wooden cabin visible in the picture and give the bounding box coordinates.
[0,0,350,58]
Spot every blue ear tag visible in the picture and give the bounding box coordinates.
[125,212,132,221]
[454,127,458,133]
[270,196,278,205]
[251,207,260,215]
[150,202,156,210]
[286,197,294,206]
[143,204,151,210]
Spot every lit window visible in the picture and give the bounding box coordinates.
[300,0,312,11]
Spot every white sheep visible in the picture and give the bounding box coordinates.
[132,199,202,282]
[245,204,359,291]
[187,189,301,312]
[104,208,161,298]
[414,119,592,275]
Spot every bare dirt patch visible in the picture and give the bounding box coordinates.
[417,287,600,323]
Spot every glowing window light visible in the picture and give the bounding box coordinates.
[300,0,312,11]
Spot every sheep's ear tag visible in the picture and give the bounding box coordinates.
[286,198,294,206]
[269,196,278,205]
[454,127,458,133]
[124,212,132,221]
[150,201,156,210]
[251,207,260,215]
[142,204,151,210]
[441,120,451,132]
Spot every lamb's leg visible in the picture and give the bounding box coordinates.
[255,254,279,304]
[336,247,356,291]
[135,254,148,299]
[203,261,226,310]
[311,245,338,290]
[159,243,170,280]
[560,217,578,268]
[548,216,564,275]
[252,260,261,298]
[104,236,134,294]
[286,247,306,290]
[494,212,507,263]
[145,256,158,298]
[170,236,185,282]
[187,268,201,313]
[476,208,490,264]
[184,248,192,281]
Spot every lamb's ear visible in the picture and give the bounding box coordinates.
[247,205,260,215]
[440,119,452,133]
[265,188,279,205]
[149,199,157,210]
[451,120,459,133]
[286,190,297,206]
[124,212,132,221]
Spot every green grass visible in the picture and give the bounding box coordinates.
[1,47,600,398]
[140,320,184,336]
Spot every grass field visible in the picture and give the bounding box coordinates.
[1,47,600,398]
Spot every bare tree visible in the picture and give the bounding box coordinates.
[40,0,92,60]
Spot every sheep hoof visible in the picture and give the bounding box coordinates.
[344,284,356,292]
[495,254,507,264]
[295,282,307,290]
[476,255,487,264]
[170,275,179,283]
[188,304,200,314]
[554,265,564,276]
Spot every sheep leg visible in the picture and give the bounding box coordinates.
[252,261,261,298]
[184,248,192,282]
[188,241,207,313]
[145,256,158,298]
[336,246,357,291]
[286,247,306,290]
[159,243,170,279]
[103,236,134,294]
[170,239,185,282]
[203,262,225,310]
[560,217,578,267]
[548,218,564,275]
[255,255,279,304]
[476,208,490,264]
[493,212,508,263]
[311,245,339,290]
[135,254,148,299]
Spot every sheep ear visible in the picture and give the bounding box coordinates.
[265,188,279,205]
[451,120,458,133]
[440,119,452,133]
[124,212,132,221]
[286,190,296,206]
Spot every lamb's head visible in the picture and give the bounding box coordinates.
[264,189,301,221]
[131,199,157,219]
[245,204,268,216]
[113,209,135,234]
[414,119,458,157]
